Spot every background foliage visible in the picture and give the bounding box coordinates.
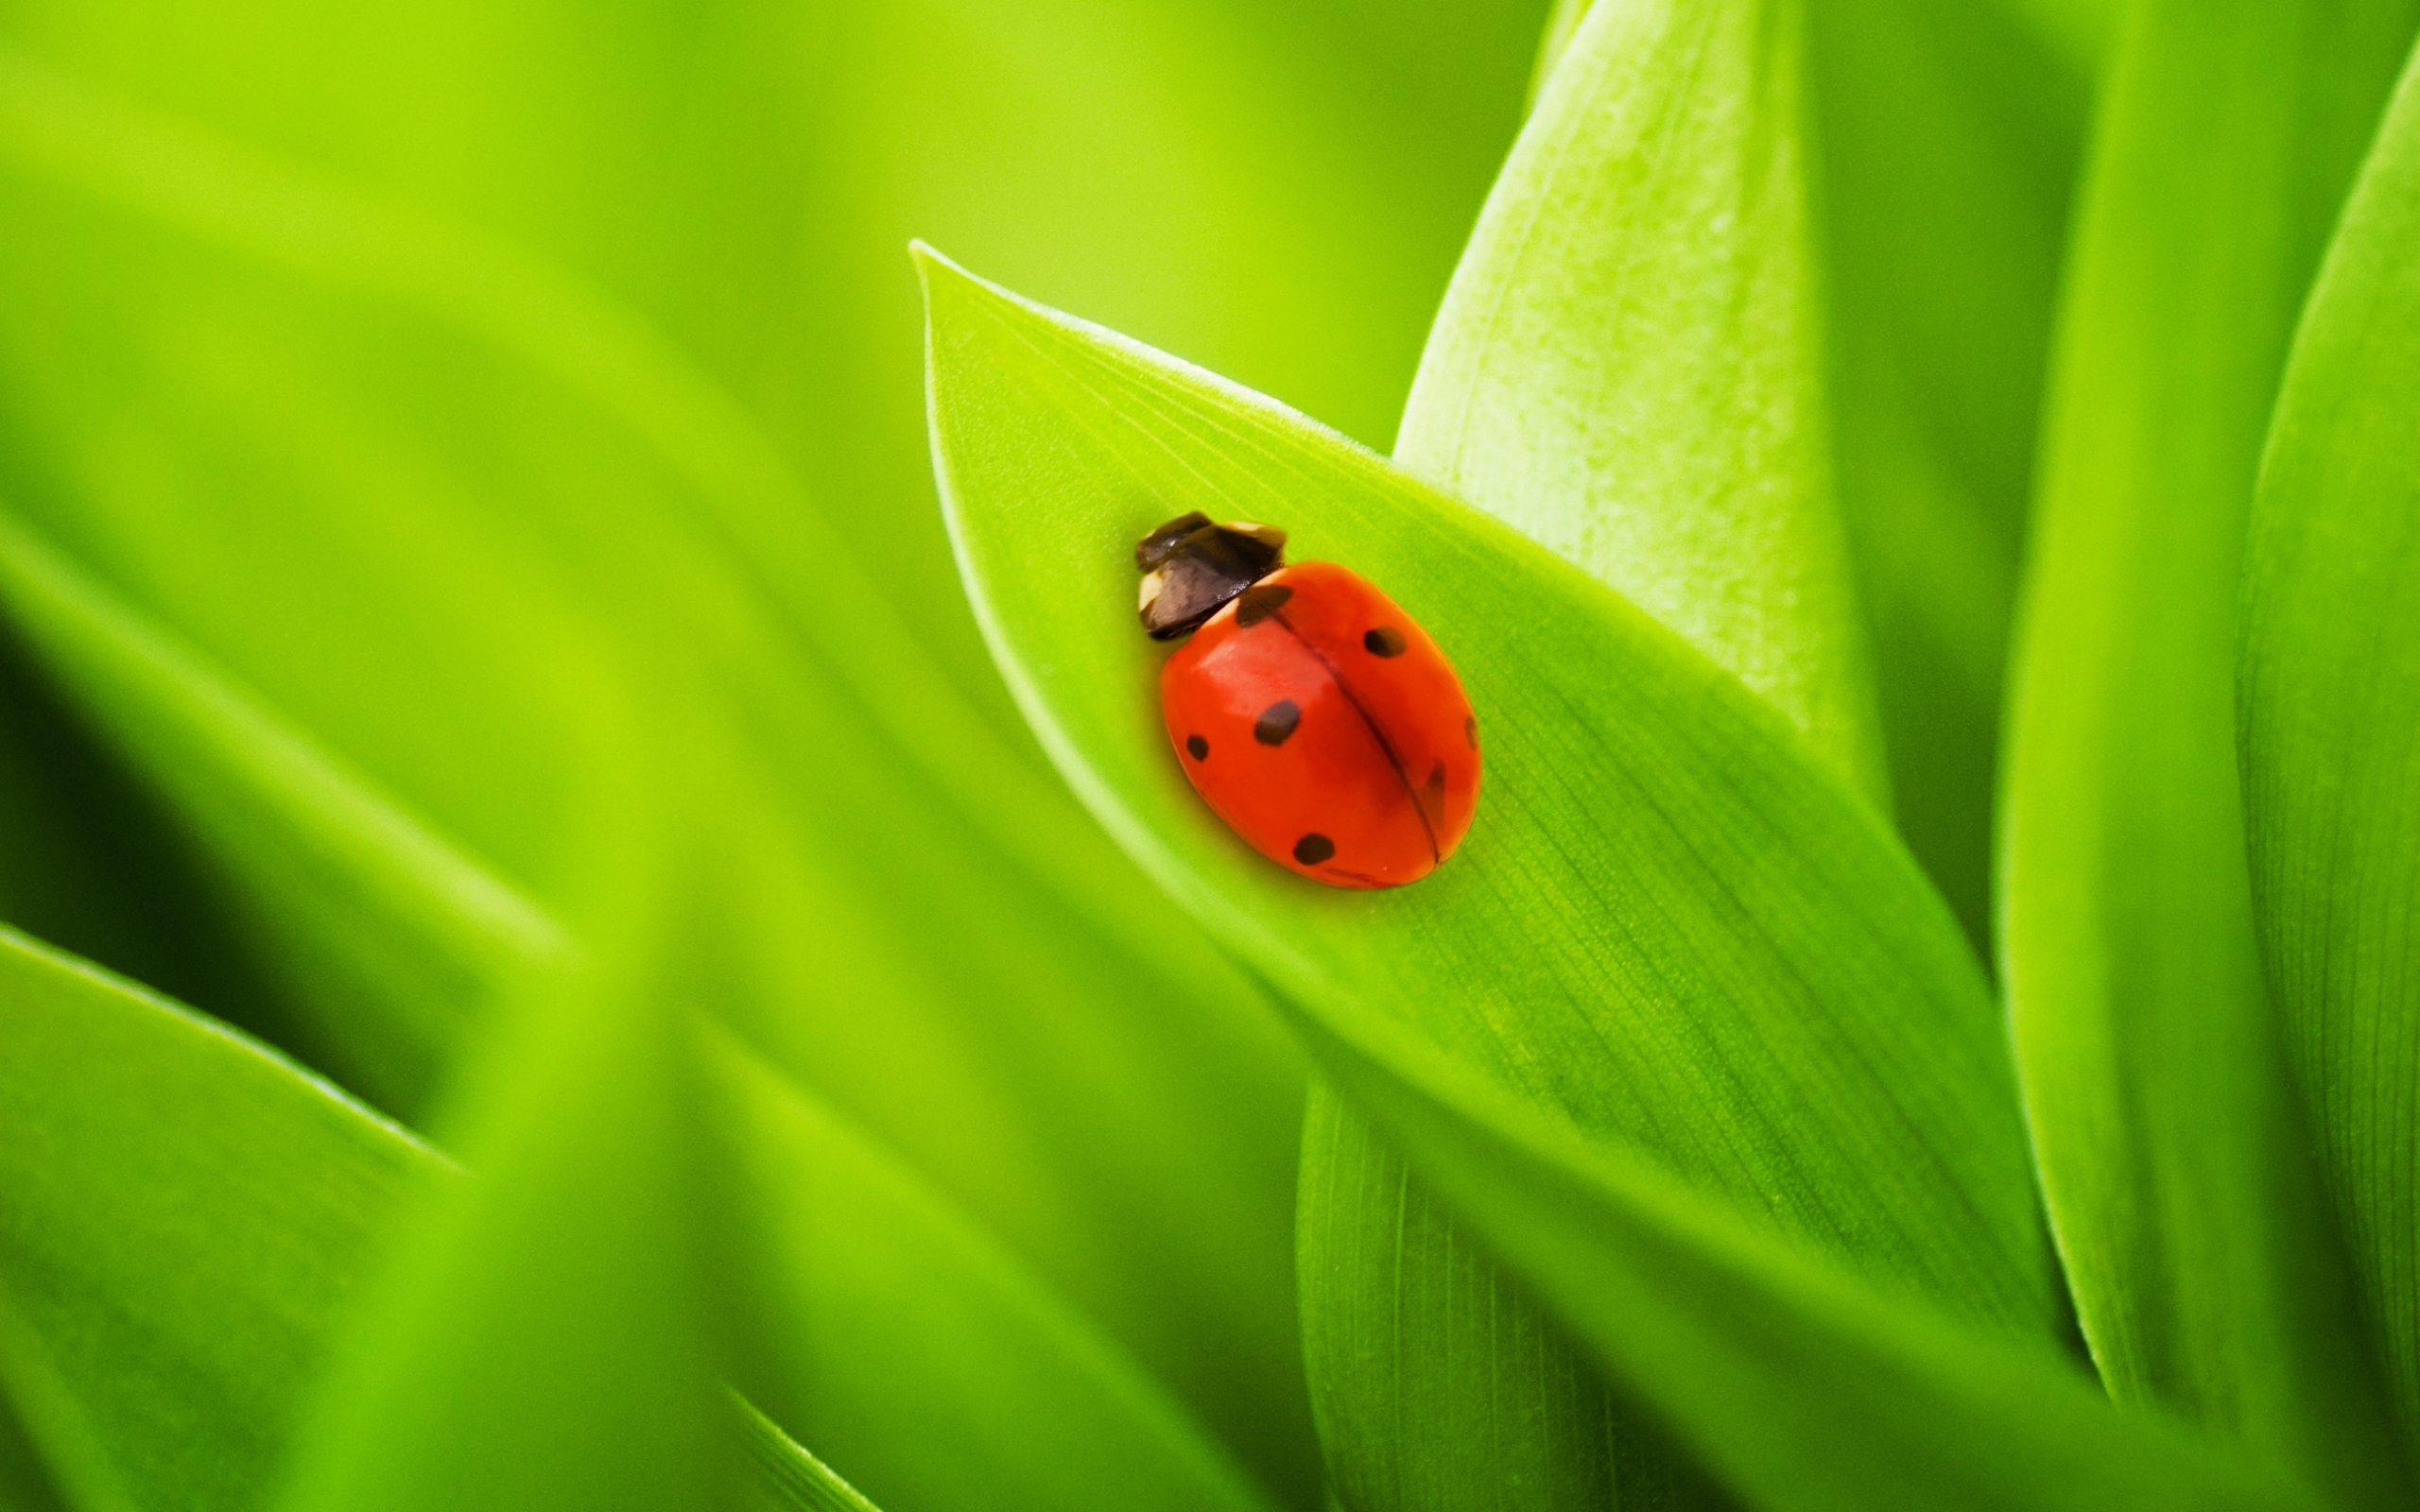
[4,0,2420,1509]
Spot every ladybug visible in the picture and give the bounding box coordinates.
[1136,511,1480,888]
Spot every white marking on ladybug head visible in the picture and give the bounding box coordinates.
[1138,569,1165,611]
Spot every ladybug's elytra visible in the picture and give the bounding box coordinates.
[1136,512,1480,889]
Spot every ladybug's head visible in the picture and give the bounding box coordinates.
[1134,512,1288,640]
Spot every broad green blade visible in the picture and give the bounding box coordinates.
[2239,43,2420,1464]
[1297,1000,2320,1512]
[1297,1081,1720,1509]
[713,1034,1275,1512]
[923,248,2062,1499]
[1806,0,2085,952]
[0,51,1315,1492]
[1401,0,1881,804]
[0,514,570,1114]
[1324,0,1876,1497]
[2001,0,2418,1502]
[0,925,440,1512]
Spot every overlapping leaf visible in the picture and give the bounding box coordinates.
[2000,1,2418,1502]
[2239,40,2420,1462]
[908,250,2234,1506]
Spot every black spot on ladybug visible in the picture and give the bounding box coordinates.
[1293,833,1335,866]
[1364,627,1407,657]
[1464,715,1478,749]
[1426,760,1447,800]
[1253,700,1302,747]
[1234,583,1294,627]
[1186,734,1210,761]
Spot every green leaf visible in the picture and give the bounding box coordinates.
[2239,41,2420,1463]
[1317,0,1880,1497]
[1297,1001,2320,1512]
[713,1033,1276,1512]
[0,895,1270,1510]
[920,248,2060,1500]
[269,779,728,1512]
[1401,0,1881,805]
[1806,0,2085,953]
[0,51,1317,1494]
[2000,0,2419,1501]
[0,924,438,1512]
[0,513,570,1115]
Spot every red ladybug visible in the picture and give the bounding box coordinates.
[1136,512,1480,888]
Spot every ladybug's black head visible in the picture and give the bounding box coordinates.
[1135,512,1287,640]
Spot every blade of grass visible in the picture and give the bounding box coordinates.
[2000,0,2419,1503]
[922,248,2069,1502]
[2238,38,2420,1465]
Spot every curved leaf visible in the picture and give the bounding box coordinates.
[921,247,2058,1498]
[1399,0,1880,802]
[0,925,439,1512]
[2238,40,2420,1462]
[2001,0,2418,1500]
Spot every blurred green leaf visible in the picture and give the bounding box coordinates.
[2239,42,2420,1464]
[2000,0,2418,1501]
[713,1033,1275,1512]
[269,766,728,1512]
[0,513,570,1114]
[1313,0,1876,1498]
[0,48,1317,1495]
[921,248,2066,1499]
[1806,0,2083,953]
[0,924,437,1512]
[0,894,1270,1510]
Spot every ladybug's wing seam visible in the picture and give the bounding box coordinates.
[1270,611,1442,864]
